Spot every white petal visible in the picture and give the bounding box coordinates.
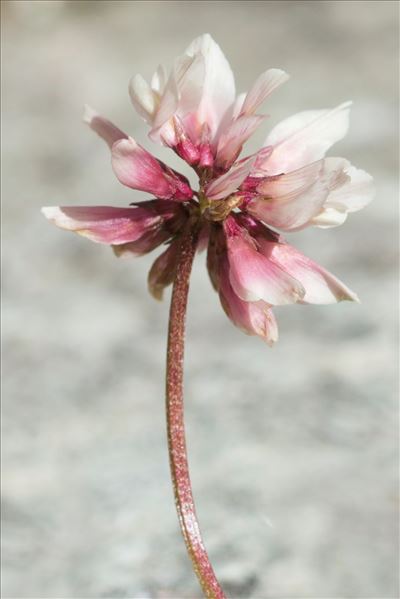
[240,69,289,116]
[129,74,158,123]
[247,158,349,231]
[216,114,265,168]
[260,101,352,174]
[184,33,236,139]
[232,92,246,120]
[311,163,374,228]
[151,64,168,95]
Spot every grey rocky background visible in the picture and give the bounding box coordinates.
[2,1,398,598]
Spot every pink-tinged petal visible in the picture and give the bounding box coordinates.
[223,217,305,305]
[256,237,359,304]
[111,138,193,200]
[219,258,278,345]
[147,239,180,300]
[183,34,236,141]
[255,160,324,196]
[216,115,265,169]
[206,155,256,200]
[41,205,162,245]
[311,164,374,228]
[240,69,289,116]
[83,105,128,148]
[259,101,351,175]
[246,158,349,231]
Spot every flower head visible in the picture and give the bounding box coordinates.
[42,34,374,345]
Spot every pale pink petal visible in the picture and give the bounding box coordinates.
[183,34,236,140]
[129,74,159,124]
[311,164,374,228]
[224,217,305,305]
[148,240,180,300]
[259,101,351,175]
[240,69,289,116]
[255,160,324,196]
[206,155,256,200]
[246,158,349,231]
[111,137,192,200]
[219,259,278,345]
[41,205,162,245]
[83,105,128,148]
[256,237,359,304]
[216,115,265,169]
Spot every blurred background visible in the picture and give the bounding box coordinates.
[2,1,398,598]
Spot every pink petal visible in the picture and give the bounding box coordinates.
[206,155,256,200]
[41,205,163,245]
[219,258,278,345]
[83,105,128,148]
[259,101,351,175]
[256,237,359,304]
[147,239,180,300]
[216,114,265,169]
[246,158,349,231]
[223,217,305,305]
[240,68,289,116]
[111,138,193,200]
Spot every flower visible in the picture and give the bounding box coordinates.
[42,33,374,346]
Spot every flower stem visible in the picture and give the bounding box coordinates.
[166,224,226,599]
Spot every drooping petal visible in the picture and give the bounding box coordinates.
[256,236,359,304]
[246,158,349,231]
[240,69,289,116]
[311,165,374,228]
[223,217,305,305]
[113,227,171,257]
[83,105,128,148]
[111,137,193,200]
[218,257,278,345]
[216,114,265,169]
[148,239,180,300]
[206,155,256,200]
[41,205,162,245]
[258,101,351,175]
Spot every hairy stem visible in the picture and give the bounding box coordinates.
[166,224,226,599]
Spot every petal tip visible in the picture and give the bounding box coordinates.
[83,104,97,124]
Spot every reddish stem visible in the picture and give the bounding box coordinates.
[166,224,226,599]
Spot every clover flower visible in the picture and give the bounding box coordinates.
[43,34,374,598]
